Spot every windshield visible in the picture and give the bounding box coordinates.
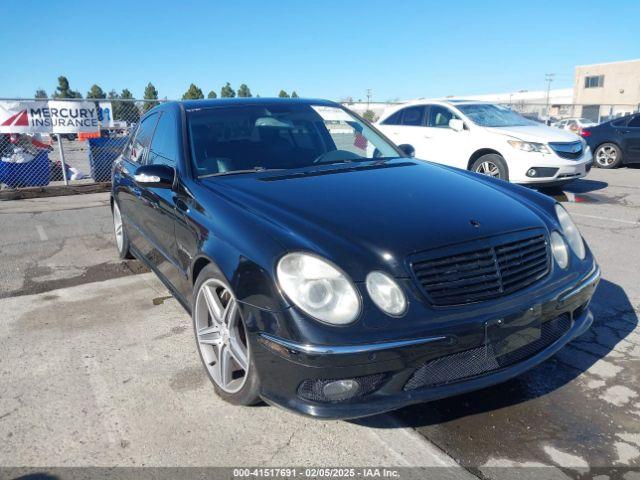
[457,103,535,127]
[187,103,400,177]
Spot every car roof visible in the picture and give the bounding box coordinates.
[174,97,339,111]
[403,98,490,107]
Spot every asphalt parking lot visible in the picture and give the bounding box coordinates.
[0,167,639,476]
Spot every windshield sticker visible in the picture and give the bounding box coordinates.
[311,106,352,122]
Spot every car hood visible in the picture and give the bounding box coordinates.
[488,124,581,142]
[202,160,548,280]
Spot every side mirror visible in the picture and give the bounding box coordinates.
[398,144,415,158]
[449,119,464,132]
[134,164,175,188]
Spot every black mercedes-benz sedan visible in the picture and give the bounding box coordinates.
[111,98,600,419]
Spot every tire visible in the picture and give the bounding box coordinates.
[594,143,622,169]
[192,264,261,406]
[470,154,509,181]
[112,200,134,259]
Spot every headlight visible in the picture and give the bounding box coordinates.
[277,252,361,325]
[550,231,569,269]
[366,271,407,316]
[555,204,586,259]
[507,140,551,154]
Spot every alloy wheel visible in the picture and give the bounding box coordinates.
[194,279,249,393]
[475,161,501,177]
[596,145,618,167]
[113,202,124,252]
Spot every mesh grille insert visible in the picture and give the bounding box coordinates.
[404,314,571,391]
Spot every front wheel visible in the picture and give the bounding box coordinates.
[470,154,509,180]
[594,143,622,169]
[192,265,261,405]
[112,200,134,259]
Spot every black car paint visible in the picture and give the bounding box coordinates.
[111,98,598,419]
[583,113,640,164]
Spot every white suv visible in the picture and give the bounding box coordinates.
[376,100,592,185]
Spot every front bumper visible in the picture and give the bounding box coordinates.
[254,265,600,419]
[507,148,592,185]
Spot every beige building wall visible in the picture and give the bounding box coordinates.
[573,59,640,120]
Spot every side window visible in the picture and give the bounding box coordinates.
[129,113,159,163]
[400,106,426,126]
[122,124,140,159]
[427,105,459,128]
[381,110,402,126]
[148,110,179,167]
[627,116,640,128]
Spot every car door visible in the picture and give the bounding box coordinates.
[377,106,430,156]
[115,112,160,249]
[619,115,640,163]
[139,108,185,285]
[420,105,470,169]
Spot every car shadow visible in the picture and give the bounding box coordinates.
[352,278,637,430]
[563,178,609,193]
[534,178,609,197]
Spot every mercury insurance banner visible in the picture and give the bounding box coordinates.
[0,100,100,134]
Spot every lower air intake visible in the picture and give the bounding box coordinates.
[404,314,571,391]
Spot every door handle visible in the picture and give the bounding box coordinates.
[175,197,190,213]
[132,187,142,197]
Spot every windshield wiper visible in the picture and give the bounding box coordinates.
[199,167,284,178]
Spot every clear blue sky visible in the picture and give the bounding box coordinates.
[1,0,638,101]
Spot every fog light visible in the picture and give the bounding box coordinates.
[322,379,360,401]
[297,374,387,403]
[527,168,537,177]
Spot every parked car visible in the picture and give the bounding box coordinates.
[376,100,592,186]
[580,113,640,169]
[552,118,597,133]
[111,98,599,419]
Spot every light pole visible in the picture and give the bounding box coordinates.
[545,73,555,122]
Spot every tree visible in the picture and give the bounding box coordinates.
[143,82,159,112]
[86,84,106,99]
[182,83,204,100]
[207,90,218,99]
[54,76,82,99]
[278,90,290,98]
[237,84,252,98]
[362,110,376,122]
[291,91,299,98]
[34,89,48,99]
[220,82,235,98]
[117,88,140,124]
[109,89,122,120]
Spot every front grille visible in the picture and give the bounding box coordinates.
[411,233,550,306]
[403,314,571,391]
[549,141,584,159]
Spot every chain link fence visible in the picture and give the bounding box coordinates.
[0,98,161,192]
